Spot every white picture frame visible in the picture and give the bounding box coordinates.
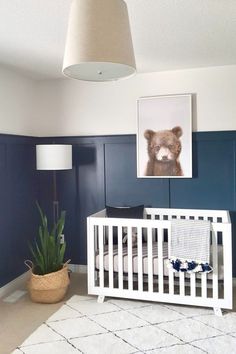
[137,94,192,178]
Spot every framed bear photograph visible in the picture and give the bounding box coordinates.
[137,94,192,178]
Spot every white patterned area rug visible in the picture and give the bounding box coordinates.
[13,295,236,354]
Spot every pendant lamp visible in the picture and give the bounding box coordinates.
[62,0,136,82]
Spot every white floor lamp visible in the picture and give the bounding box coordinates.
[36,144,72,224]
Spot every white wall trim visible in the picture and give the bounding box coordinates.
[69,264,87,274]
[0,271,30,299]
[0,264,87,299]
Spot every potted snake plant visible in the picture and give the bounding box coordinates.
[25,202,70,303]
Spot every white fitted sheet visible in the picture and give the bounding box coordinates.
[95,242,224,280]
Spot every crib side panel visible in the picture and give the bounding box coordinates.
[87,212,232,310]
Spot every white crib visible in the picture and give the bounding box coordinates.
[87,208,232,315]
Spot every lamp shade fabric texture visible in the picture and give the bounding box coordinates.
[62,0,136,81]
[36,145,72,170]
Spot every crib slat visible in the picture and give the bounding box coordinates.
[176,214,185,297]
[118,225,123,290]
[223,224,232,307]
[87,219,95,291]
[98,225,104,288]
[212,228,218,300]
[127,226,133,290]
[108,225,114,289]
[158,228,164,294]
[151,214,156,242]
[168,271,174,295]
[166,223,174,295]
[148,227,153,293]
[94,225,98,252]
[201,273,207,298]
[190,273,196,297]
[180,272,185,296]
[137,226,143,292]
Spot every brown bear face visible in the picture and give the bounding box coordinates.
[144,126,182,162]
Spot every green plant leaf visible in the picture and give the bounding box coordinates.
[29,202,67,275]
[35,241,45,274]
[59,242,66,265]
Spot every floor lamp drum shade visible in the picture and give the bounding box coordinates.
[62,0,136,81]
[36,145,72,170]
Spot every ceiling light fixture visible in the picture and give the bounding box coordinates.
[62,0,136,82]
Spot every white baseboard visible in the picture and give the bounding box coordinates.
[0,264,87,299]
[69,264,87,274]
[0,271,30,299]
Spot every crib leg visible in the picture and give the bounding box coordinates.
[97,295,105,303]
[214,307,223,317]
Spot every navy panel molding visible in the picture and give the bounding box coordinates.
[73,143,105,264]
[41,132,236,275]
[170,139,235,210]
[1,131,236,288]
[105,142,169,207]
[0,135,39,287]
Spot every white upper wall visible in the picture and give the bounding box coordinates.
[0,64,236,136]
[0,65,37,136]
[35,65,236,137]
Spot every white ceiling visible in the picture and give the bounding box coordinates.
[0,0,236,80]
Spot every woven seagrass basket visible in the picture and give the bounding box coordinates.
[25,261,70,304]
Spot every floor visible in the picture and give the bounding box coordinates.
[0,273,87,354]
[1,274,236,354]
[14,293,236,354]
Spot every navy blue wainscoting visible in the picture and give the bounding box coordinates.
[104,142,169,207]
[39,132,236,276]
[1,132,235,289]
[0,135,39,287]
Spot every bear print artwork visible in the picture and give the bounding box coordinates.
[144,126,183,176]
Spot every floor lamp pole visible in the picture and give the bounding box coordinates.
[36,144,72,225]
[53,170,59,225]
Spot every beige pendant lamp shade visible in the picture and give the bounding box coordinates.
[62,0,136,81]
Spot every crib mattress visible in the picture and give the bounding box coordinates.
[95,242,224,280]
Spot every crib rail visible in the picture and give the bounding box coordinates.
[87,208,232,310]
